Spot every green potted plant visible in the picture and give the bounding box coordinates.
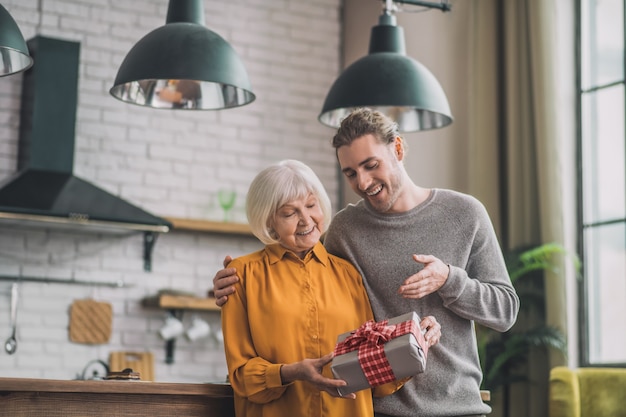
[476,242,581,415]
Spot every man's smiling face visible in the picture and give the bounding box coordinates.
[337,134,405,214]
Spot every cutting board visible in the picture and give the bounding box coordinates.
[69,299,112,344]
[109,351,155,381]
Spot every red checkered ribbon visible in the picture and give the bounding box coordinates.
[334,318,421,386]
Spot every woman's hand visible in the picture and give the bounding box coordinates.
[280,353,356,399]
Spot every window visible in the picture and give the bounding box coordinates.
[579,0,626,365]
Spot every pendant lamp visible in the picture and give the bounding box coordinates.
[110,0,255,110]
[0,5,34,77]
[319,0,453,132]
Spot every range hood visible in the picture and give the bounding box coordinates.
[0,36,171,234]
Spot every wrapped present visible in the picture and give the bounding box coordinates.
[331,311,428,396]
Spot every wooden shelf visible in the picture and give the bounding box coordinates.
[480,390,490,402]
[142,294,221,312]
[164,217,253,236]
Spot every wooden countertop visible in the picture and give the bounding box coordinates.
[0,377,489,406]
[0,377,233,396]
[0,377,235,417]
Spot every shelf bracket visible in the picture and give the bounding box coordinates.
[165,338,177,364]
[143,232,158,272]
[164,309,184,364]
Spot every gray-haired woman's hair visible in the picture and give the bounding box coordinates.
[246,160,332,245]
[332,108,400,149]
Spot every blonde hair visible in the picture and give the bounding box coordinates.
[332,107,401,148]
[246,160,332,245]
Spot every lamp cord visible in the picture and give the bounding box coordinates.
[37,0,43,33]
[388,0,452,13]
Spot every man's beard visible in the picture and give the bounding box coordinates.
[364,172,403,214]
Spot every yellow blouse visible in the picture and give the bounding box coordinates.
[222,241,381,417]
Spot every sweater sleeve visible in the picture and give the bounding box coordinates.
[437,197,519,332]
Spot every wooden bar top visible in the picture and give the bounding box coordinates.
[0,377,235,417]
[0,377,233,395]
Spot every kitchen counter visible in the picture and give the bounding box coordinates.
[0,377,234,417]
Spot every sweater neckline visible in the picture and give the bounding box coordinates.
[360,188,438,219]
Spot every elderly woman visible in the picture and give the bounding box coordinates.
[221,160,406,417]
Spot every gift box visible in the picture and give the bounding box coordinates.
[331,311,428,396]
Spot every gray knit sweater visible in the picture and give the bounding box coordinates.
[323,188,519,417]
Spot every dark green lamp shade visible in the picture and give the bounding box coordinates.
[110,23,255,110]
[0,5,34,77]
[319,14,453,132]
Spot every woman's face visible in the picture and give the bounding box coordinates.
[272,192,324,258]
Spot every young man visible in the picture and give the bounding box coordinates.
[214,108,519,417]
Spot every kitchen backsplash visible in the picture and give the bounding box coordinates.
[0,0,342,382]
[0,224,262,382]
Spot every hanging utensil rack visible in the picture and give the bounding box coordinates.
[0,275,130,288]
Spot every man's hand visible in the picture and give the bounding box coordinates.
[420,315,442,347]
[280,353,356,399]
[211,255,238,307]
[398,254,449,299]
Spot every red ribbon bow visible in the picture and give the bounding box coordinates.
[334,320,396,356]
[334,319,421,387]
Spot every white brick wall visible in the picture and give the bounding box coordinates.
[0,0,342,382]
